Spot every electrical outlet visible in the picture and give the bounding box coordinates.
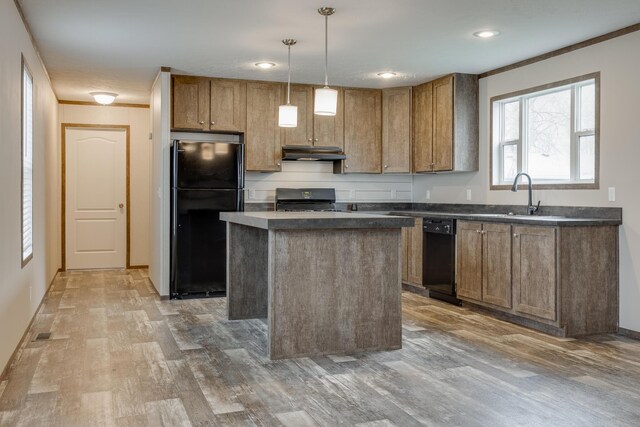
[466,189,472,201]
[426,190,431,200]
[608,187,616,202]
[248,189,256,200]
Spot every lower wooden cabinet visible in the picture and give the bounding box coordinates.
[456,221,619,337]
[456,221,483,301]
[402,217,422,286]
[457,221,531,311]
[512,225,557,320]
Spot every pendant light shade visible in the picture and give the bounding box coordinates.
[279,104,298,127]
[314,87,338,116]
[314,7,337,116]
[279,39,298,128]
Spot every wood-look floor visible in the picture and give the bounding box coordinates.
[1,270,640,426]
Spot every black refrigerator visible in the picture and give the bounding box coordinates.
[171,139,244,298]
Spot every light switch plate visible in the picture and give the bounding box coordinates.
[608,187,616,202]
[466,189,472,201]
[426,190,431,200]
[248,189,256,200]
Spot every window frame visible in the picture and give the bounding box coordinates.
[21,55,34,267]
[490,72,600,190]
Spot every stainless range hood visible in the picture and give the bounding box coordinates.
[281,145,346,161]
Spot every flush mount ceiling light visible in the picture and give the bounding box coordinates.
[377,72,397,79]
[255,62,276,69]
[473,30,500,38]
[90,92,118,105]
[314,7,338,116]
[279,39,298,128]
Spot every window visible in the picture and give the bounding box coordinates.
[22,57,33,266]
[491,73,599,189]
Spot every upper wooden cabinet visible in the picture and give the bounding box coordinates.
[209,79,246,133]
[382,87,412,174]
[313,87,344,148]
[172,75,210,131]
[245,81,283,172]
[171,75,246,132]
[281,86,345,149]
[342,88,382,173]
[413,73,478,173]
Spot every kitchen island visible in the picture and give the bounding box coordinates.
[220,211,414,359]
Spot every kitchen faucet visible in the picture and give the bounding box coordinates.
[511,172,540,215]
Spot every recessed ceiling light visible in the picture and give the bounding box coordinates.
[255,62,276,69]
[473,30,500,39]
[377,72,397,79]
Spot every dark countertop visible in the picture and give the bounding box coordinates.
[220,211,415,230]
[369,210,622,226]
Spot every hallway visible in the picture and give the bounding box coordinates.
[1,270,640,426]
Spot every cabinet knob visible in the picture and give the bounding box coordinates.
[211,121,215,125]
[277,162,281,166]
[476,230,481,234]
[314,138,318,142]
[308,138,312,142]
[384,164,388,168]
[345,164,349,168]
[513,233,518,238]
[199,121,204,125]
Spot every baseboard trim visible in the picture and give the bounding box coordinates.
[0,270,59,381]
[618,327,640,340]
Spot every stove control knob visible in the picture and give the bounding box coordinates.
[444,225,451,233]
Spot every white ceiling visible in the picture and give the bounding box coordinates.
[18,0,640,104]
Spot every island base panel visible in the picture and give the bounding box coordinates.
[227,223,268,319]
[268,228,403,359]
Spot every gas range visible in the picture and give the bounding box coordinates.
[275,188,338,212]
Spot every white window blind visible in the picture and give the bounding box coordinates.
[22,61,33,265]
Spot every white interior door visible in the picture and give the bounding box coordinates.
[65,128,127,269]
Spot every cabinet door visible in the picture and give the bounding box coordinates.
[246,82,283,172]
[456,221,483,301]
[482,223,512,309]
[343,89,382,173]
[313,87,344,148]
[412,82,433,172]
[172,76,209,131]
[407,218,423,285]
[382,87,412,174]
[401,226,409,283]
[512,226,557,320]
[282,85,314,146]
[432,75,454,171]
[210,79,246,132]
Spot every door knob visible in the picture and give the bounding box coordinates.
[118,203,124,209]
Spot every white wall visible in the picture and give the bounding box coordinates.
[58,104,151,266]
[413,31,640,332]
[246,162,412,204]
[0,0,59,373]
[149,71,171,296]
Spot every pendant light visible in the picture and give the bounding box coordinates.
[279,39,298,128]
[314,7,338,116]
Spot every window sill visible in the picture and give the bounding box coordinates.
[491,182,599,190]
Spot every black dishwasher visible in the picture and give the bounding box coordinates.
[423,218,461,305]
